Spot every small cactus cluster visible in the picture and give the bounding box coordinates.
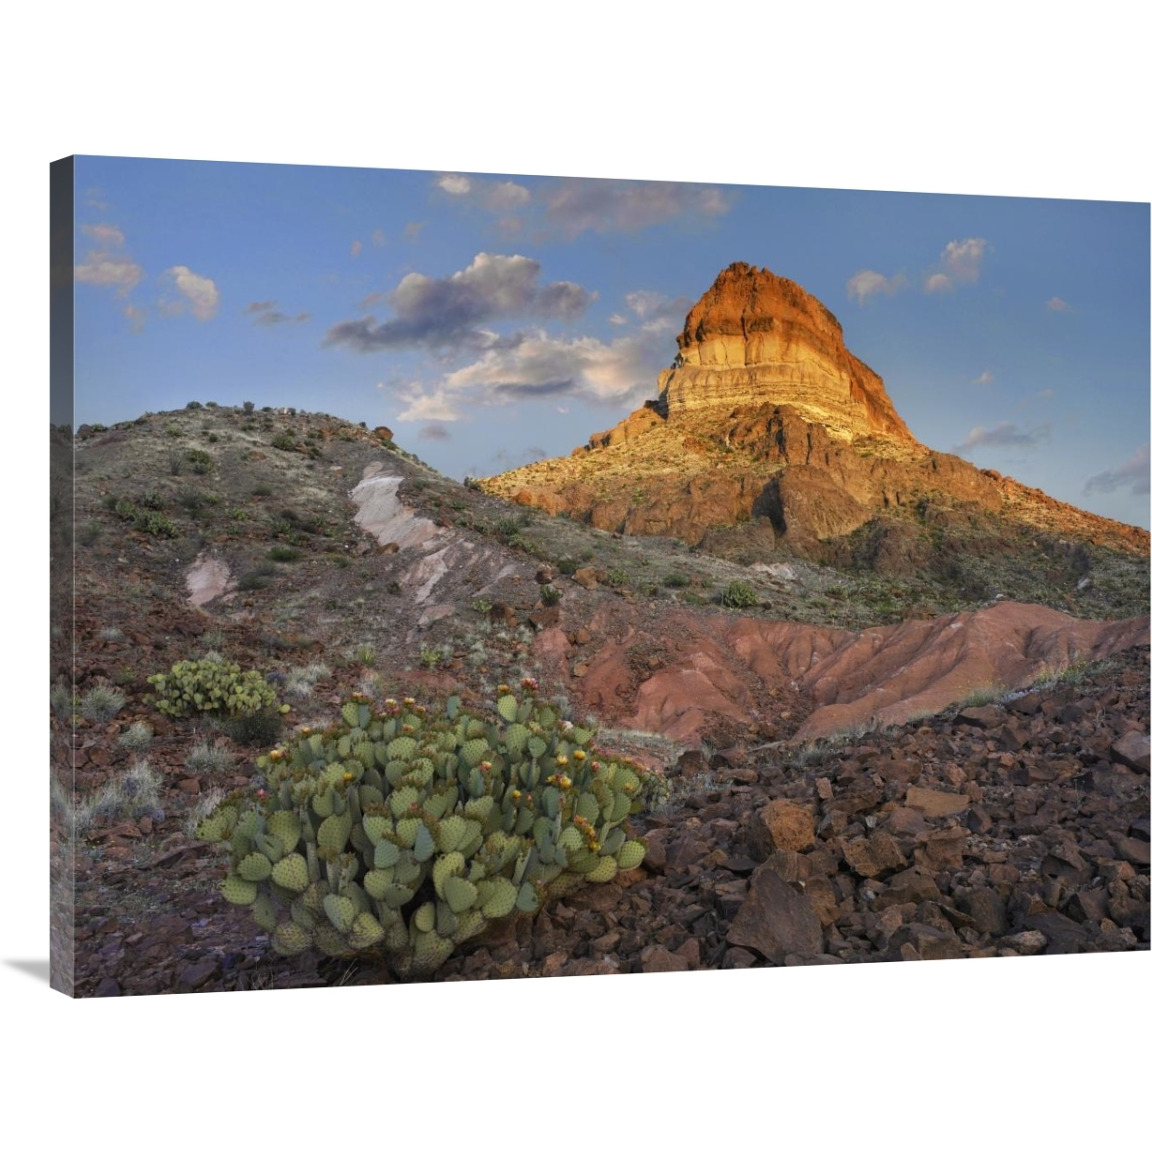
[196,682,654,978]
[146,658,287,719]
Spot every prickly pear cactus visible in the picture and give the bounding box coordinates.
[146,658,288,719]
[196,682,658,979]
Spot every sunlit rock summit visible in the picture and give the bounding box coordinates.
[480,263,1147,572]
[660,261,913,443]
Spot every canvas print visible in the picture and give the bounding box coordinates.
[50,157,1150,996]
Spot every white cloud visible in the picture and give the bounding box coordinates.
[439,329,660,407]
[75,256,144,293]
[81,223,125,247]
[326,252,594,353]
[847,269,907,304]
[1046,296,1071,312]
[972,370,994,385]
[437,174,472,195]
[160,265,219,321]
[395,386,466,423]
[371,229,387,247]
[541,178,734,240]
[925,238,989,293]
[956,421,1050,452]
[350,239,363,258]
[1084,443,1150,496]
[74,222,143,296]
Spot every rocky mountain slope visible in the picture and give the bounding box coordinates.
[51,400,1149,995]
[479,262,1148,573]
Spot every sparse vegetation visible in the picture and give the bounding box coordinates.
[238,562,277,591]
[186,739,236,774]
[77,681,127,724]
[284,662,332,701]
[117,721,153,752]
[720,580,758,609]
[268,544,303,562]
[352,642,377,667]
[72,759,164,835]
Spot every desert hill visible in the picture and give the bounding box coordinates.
[51,399,1149,994]
[479,262,1148,573]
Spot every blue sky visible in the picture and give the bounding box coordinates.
[72,157,1150,529]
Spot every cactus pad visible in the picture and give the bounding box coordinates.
[271,853,310,893]
[272,921,313,956]
[222,874,258,905]
[238,852,273,882]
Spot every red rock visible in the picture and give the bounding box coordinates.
[905,786,969,817]
[640,945,690,974]
[840,831,907,878]
[1111,731,1150,773]
[727,865,824,964]
[758,799,815,855]
[914,828,968,872]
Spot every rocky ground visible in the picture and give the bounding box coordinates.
[64,645,1148,995]
[53,405,1149,996]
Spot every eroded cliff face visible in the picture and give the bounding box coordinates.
[479,262,1148,567]
[661,262,914,443]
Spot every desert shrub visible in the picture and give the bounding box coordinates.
[168,449,184,476]
[284,662,332,701]
[243,400,256,414]
[164,425,183,438]
[419,644,445,669]
[78,681,127,723]
[493,515,525,541]
[662,572,690,588]
[540,584,562,607]
[117,721,154,752]
[238,562,276,591]
[268,545,303,562]
[605,568,630,587]
[113,498,179,538]
[146,658,286,720]
[556,558,578,576]
[351,643,377,667]
[217,709,285,747]
[196,683,653,978]
[186,448,212,474]
[186,739,236,774]
[50,681,74,721]
[73,760,164,834]
[271,431,297,452]
[720,580,758,609]
[186,400,203,409]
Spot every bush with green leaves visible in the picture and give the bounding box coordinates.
[720,580,759,609]
[146,658,288,720]
[113,498,179,538]
[196,683,657,978]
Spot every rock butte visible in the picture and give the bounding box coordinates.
[662,261,913,443]
[480,262,1148,559]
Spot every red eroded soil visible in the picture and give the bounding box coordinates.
[539,599,1150,745]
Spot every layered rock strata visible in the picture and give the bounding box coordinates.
[659,262,913,443]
